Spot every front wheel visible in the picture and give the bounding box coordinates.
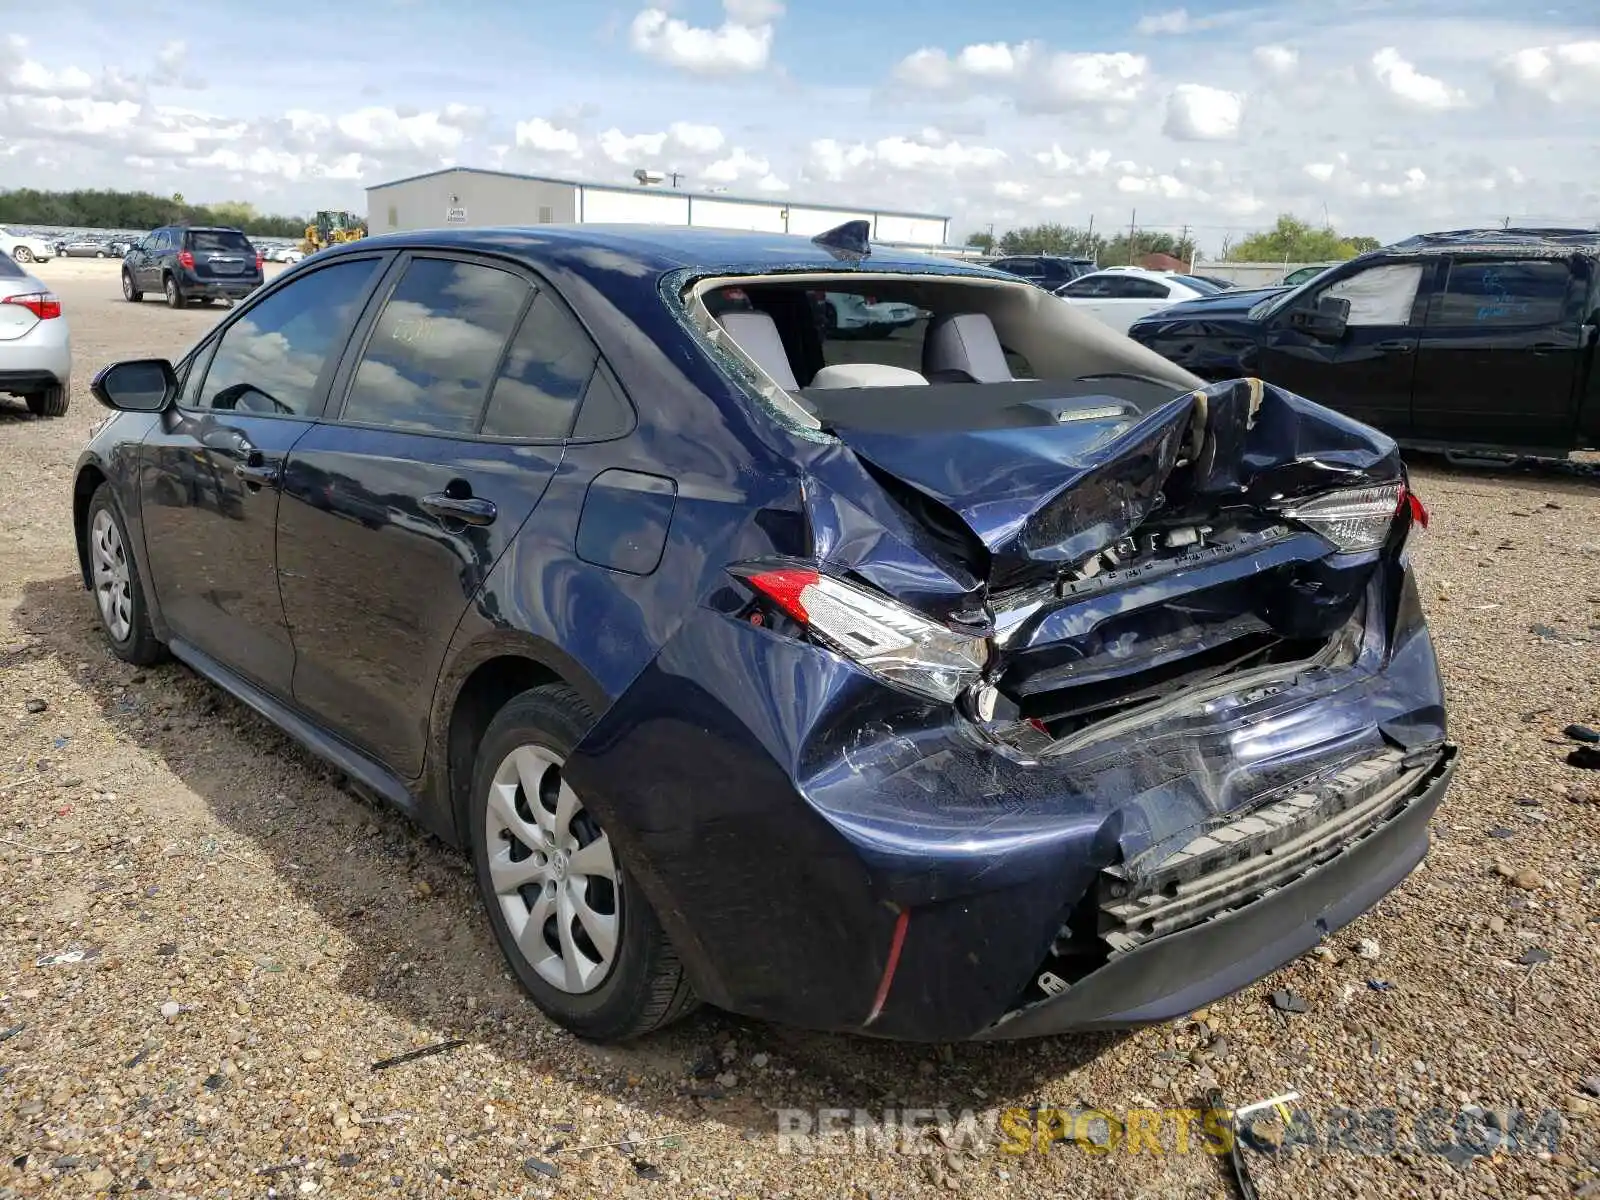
[12,246,32,264]
[122,271,142,302]
[469,684,697,1041]
[84,486,166,665]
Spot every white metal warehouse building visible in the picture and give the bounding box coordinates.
[365,167,951,248]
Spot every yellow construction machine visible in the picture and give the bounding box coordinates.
[301,210,367,255]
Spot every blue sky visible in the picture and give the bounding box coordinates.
[2,0,1596,248]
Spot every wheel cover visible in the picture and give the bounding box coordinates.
[485,745,620,994]
[122,274,133,298]
[89,509,132,642]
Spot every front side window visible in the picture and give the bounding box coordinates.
[1318,263,1425,327]
[191,258,381,416]
[341,257,529,435]
[1432,259,1571,327]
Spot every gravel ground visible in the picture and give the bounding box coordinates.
[2,258,1598,1199]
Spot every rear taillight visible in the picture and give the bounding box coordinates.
[177,250,195,269]
[1401,483,1428,530]
[1278,481,1408,553]
[2,292,61,320]
[740,566,989,703]
[256,253,264,269]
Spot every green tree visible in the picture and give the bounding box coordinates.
[965,230,996,254]
[1102,230,1197,267]
[997,222,1106,259]
[1227,214,1380,263]
[0,188,311,238]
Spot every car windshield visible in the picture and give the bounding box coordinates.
[188,230,253,252]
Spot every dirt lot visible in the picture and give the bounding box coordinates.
[2,257,1598,1199]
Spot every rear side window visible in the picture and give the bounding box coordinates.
[480,291,598,439]
[188,229,253,253]
[1104,277,1170,299]
[0,255,25,279]
[192,258,381,415]
[1433,259,1571,327]
[1062,277,1111,298]
[341,257,529,435]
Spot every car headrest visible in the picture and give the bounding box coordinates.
[809,364,929,389]
[719,310,798,392]
[922,313,1014,383]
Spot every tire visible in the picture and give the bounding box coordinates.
[12,246,33,264]
[122,271,142,302]
[95,251,106,259]
[469,684,697,1041]
[25,383,68,417]
[84,485,165,666]
[164,275,184,308]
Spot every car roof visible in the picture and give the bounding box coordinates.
[1382,227,1600,259]
[1073,267,1173,281]
[320,224,1007,281]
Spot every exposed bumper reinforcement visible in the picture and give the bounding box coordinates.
[975,743,1457,1039]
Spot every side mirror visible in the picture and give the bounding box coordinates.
[91,359,177,413]
[1291,294,1350,341]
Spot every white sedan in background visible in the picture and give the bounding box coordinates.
[0,226,55,264]
[1054,268,1216,334]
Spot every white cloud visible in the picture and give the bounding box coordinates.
[1253,44,1298,76]
[1033,145,1112,175]
[703,146,770,183]
[669,121,725,154]
[1163,84,1243,141]
[890,42,1144,114]
[1136,9,1194,35]
[806,133,1006,183]
[754,172,789,193]
[1028,51,1148,110]
[514,117,582,157]
[629,0,781,75]
[1370,47,1469,111]
[1494,40,1600,103]
[1304,161,1337,182]
[598,127,667,164]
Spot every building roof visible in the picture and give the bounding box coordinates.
[338,223,1000,279]
[365,166,950,223]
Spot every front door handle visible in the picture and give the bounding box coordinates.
[234,453,282,488]
[1374,340,1414,354]
[1530,343,1563,355]
[421,492,497,527]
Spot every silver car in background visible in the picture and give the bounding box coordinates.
[0,254,70,416]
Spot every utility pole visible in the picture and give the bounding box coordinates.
[1180,223,1191,270]
[1128,209,1137,265]
[668,170,683,188]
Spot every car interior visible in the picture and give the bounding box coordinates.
[690,273,1203,434]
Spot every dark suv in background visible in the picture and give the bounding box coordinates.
[986,254,1097,290]
[122,226,264,309]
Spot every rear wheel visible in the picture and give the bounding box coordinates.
[469,684,697,1041]
[85,487,165,665]
[164,275,184,309]
[25,384,68,418]
[122,271,142,302]
[12,246,32,264]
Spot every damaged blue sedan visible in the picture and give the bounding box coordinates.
[73,221,1454,1042]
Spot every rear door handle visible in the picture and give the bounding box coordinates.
[234,454,282,488]
[421,493,497,527]
[1375,340,1414,353]
[1530,343,1564,355]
